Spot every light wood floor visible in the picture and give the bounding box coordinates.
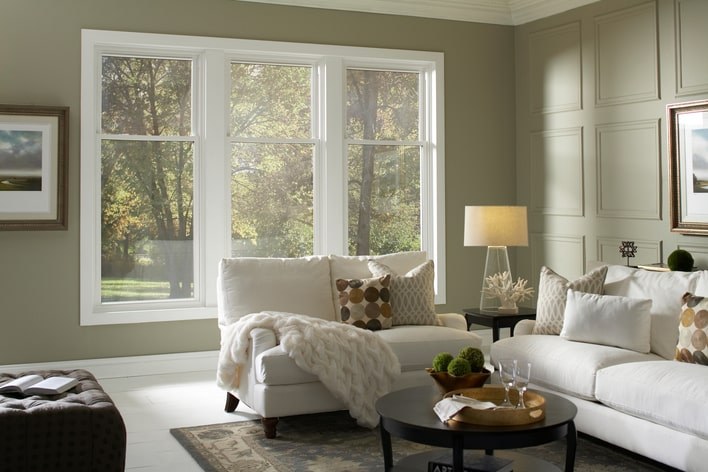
[100,370,258,471]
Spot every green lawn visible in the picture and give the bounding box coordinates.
[102,278,171,302]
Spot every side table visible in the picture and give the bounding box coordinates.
[462,307,536,342]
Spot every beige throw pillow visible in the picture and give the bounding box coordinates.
[533,265,608,335]
[676,293,708,366]
[368,259,438,326]
[336,275,392,331]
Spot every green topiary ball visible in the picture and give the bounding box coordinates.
[432,352,454,373]
[447,357,472,377]
[457,346,485,372]
[668,249,694,272]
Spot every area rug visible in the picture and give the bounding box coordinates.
[170,411,669,471]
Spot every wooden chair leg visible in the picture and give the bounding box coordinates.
[262,417,279,438]
[224,392,239,412]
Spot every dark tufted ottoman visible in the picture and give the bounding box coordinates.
[0,369,126,472]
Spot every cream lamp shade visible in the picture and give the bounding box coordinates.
[464,206,528,312]
[464,206,528,248]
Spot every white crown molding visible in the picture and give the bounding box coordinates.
[509,0,599,24]
[236,0,599,25]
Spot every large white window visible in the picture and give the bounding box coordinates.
[81,30,445,325]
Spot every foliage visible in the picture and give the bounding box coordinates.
[668,249,694,272]
[101,56,194,300]
[447,357,472,377]
[100,58,424,301]
[457,347,485,373]
[432,352,454,373]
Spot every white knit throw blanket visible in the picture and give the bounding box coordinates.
[217,311,401,428]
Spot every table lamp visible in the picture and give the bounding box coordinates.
[464,205,529,311]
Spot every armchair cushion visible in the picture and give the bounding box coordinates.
[218,256,335,326]
[376,325,481,372]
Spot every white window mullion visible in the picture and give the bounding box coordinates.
[430,62,446,303]
[201,50,228,306]
[318,56,347,255]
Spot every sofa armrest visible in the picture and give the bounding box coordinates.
[436,312,468,331]
[514,319,535,335]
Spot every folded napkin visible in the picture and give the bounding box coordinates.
[433,394,497,423]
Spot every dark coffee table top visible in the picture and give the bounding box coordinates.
[376,385,577,451]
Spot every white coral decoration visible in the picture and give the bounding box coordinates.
[482,271,534,305]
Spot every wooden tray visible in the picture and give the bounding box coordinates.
[444,386,545,426]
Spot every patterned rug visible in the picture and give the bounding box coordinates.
[170,411,670,471]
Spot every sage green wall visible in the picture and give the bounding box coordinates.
[515,0,708,291]
[0,0,515,364]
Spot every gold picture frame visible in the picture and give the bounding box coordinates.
[0,104,68,230]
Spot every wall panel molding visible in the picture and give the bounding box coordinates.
[530,233,586,286]
[528,22,582,114]
[597,236,662,266]
[530,127,584,216]
[675,0,708,96]
[594,1,659,106]
[596,119,661,220]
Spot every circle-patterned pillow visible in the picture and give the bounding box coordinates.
[676,293,708,365]
[336,275,392,331]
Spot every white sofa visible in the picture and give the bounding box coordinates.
[217,251,482,437]
[491,264,708,471]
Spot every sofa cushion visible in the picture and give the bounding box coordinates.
[376,325,482,372]
[336,275,392,330]
[217,256,335,326]
[491,335,660,400]
[676,293,708,365]
[604,265,700,360]
[328,251,427,318]
[560,289,652,353]
[255,345,320,386]
[533,265,608,335]
[368,260,438,326]
[595,361,708,439]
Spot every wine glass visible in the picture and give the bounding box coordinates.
[515,362,531,409]
[497,359,517,408]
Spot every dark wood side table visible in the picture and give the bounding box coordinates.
[462,307,536,342]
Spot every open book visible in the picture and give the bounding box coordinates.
[0,375,78,395]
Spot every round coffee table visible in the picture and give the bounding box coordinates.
[375,385,577,472]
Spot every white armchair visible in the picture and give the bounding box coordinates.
[217,252,482,437]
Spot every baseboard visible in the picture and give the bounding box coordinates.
[0,350,219,380]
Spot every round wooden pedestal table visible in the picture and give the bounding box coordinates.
[375,385,577,472]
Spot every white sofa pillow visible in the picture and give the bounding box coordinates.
[604,264,700,359]
[560,289,652,353]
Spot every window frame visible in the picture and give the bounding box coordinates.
[80,29,445,326]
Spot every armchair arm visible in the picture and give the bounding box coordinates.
[249,327,278,361]
[436,312,468,331]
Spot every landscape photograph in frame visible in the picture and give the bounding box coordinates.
[0,105,68,230]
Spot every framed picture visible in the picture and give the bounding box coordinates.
[0,105,68,230]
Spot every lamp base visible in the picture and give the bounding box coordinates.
[480,246,512,312]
